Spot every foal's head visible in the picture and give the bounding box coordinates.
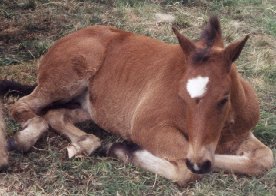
[174,16,249,174]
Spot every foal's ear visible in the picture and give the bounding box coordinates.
[224,35,249,63]
[172,26,195,56]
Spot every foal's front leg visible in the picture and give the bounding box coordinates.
[113,125,201,186]
[107,141,199,186]
[214,133,274,175]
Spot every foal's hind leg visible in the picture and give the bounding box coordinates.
[9,88,51,152]
[214,133,274,175]
[44,108,101,158]
[10,80,88,152]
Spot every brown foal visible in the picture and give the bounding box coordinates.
[6,16,273,185]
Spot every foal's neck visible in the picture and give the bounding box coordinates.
[229,65,260,135]
[230,66,246,106]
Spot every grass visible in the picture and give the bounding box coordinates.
[0,0,275,195]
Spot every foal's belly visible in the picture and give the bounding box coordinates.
[86,84,139,140]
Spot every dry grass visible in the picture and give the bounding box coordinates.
[0,0,275,195]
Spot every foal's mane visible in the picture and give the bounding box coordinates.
[192,16,222,64]
[200,16,222,48]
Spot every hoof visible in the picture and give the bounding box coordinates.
[67,144,81,159]
[67,134,101,158]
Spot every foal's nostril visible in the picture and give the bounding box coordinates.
[185,159,194,171]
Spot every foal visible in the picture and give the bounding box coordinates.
[8,16,273,185]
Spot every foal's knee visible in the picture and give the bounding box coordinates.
[252,146,274,175]
[241,146,274,176]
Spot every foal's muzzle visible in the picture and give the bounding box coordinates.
[185,159,212,174]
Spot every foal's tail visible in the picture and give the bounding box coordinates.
[0,80,36,97]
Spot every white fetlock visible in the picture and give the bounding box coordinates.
[67,143,81,158]
[14,117,49,152]
[67,134,101,158]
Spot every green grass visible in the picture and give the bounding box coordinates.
[0,0,275,195]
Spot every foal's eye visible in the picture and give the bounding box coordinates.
[217,96,229,108]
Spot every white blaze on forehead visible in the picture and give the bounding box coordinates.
[186,76,209,98]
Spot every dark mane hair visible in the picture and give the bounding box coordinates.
[192,48,210,64]
[191,16,222,64]
[200,16,222,47]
